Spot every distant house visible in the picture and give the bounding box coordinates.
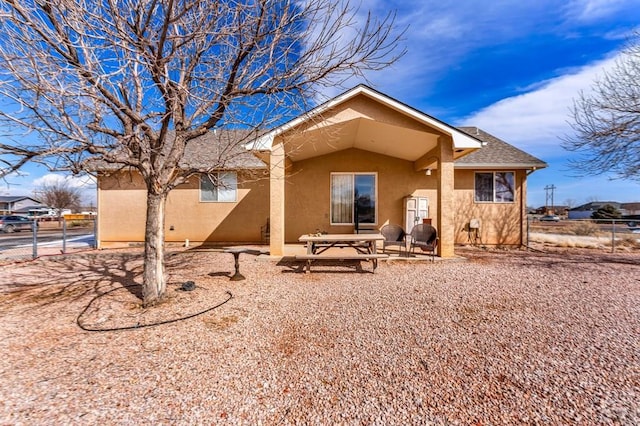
[534,205,569,216]
[568,201,622,219]
[95,85,547,256]
[621,202,640,217]
[0,196,45,215]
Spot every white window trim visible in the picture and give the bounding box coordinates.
[330,172,378,226]
[474,171,516,204]
[199,172,238,203]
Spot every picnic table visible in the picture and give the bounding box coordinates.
[296,233,388,273]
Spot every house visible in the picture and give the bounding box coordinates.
[621,202,640,218]
[568,201,622,220]
[533,205,570,216]
[96,85,547,257]
[568,201,640,220]
[0,196,45,215]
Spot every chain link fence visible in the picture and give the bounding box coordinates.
[527,216,640,253]
[0,218,96,264]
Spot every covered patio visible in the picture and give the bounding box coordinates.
[248,85,484,258]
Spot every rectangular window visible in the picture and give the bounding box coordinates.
[475,172,514,203]
[330,173,377,225]
[200,172,237,202]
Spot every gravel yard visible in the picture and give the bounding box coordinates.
[0,247,638,424]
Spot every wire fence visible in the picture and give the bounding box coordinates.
[527,216,640,253]
[0,218,97,264]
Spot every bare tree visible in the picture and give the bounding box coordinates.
[33,180,82,221]
[564,32,640,181]
[0,0,403,305]
[563,198,577,209]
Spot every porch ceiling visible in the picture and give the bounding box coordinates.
[283,117,441,162]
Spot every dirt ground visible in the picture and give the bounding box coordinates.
[0,246,638,424]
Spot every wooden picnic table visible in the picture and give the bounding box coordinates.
[296,233,388,273]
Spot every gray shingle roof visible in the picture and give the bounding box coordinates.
[455,127,547,169]
[0,196,41,203]
[180,130,265,170]
[90,130,266,171]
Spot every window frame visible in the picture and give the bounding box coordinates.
[199,171,238,203]
[474,171,515,203]
[330,172,378,226]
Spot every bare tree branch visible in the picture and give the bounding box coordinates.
[563,32,640,181]
[0,0,404,305]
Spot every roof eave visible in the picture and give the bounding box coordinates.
[455,163,548,170]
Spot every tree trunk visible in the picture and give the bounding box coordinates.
[142,191,167,306]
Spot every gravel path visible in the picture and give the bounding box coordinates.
[0,247,638,424]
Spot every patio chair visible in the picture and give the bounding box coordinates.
[409,224,438,261]
[380,224,406,254]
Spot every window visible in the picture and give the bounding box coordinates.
[200,172,237,202]
[475,172,515,203]
[330,173,377,225]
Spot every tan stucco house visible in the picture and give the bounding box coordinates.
[96,85,546,257]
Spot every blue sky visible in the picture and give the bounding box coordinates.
[360,0,640,208]
[2,0,640,208]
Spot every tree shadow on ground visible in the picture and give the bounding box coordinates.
[0,249,196,311]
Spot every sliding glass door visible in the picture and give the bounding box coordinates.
[330,173,377,226]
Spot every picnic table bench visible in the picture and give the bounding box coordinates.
[296,233,388,273]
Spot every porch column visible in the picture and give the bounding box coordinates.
[437,137,455,258]
[520,171,528,247]
[269,142,286,256]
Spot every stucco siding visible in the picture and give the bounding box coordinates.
[98,171,269,245]
[453,169,526,245]
[284,148,438,242]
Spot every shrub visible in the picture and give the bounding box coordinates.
[591,204,622,220]
[568,221,600,236]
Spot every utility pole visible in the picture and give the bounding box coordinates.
[544,184,556,213]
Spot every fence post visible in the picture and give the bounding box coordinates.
[526,215,530,250]
[32,220,38,259]
[62,219,67,254]
[611,220,616,254]
[93,217,97,249]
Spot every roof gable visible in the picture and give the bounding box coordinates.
[248,85,484,153]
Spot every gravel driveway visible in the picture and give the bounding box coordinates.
[1,247,638,424]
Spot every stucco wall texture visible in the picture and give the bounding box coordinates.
[98,171,270,246]
[97,164,525,248]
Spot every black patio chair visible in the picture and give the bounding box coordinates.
[380,224,406,254]
[409,224,438,261]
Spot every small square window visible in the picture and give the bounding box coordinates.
[200,172,237,202]
[475,172,514,203]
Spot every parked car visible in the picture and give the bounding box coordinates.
[539,215,560,222]
[0,215,35,233]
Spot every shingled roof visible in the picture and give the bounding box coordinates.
[179,130,265,170]
[90,130,266,171]
[455,127,547,170]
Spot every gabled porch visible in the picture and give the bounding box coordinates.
[248,85,483,258]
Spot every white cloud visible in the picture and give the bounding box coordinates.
[458,53,621,159]
[565,0,623,22]
[32,173,96,190]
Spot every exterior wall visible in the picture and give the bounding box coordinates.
[453,169,526,246]
[284,148,438,242]
[97,170,269,246]
[568,211,593,220]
